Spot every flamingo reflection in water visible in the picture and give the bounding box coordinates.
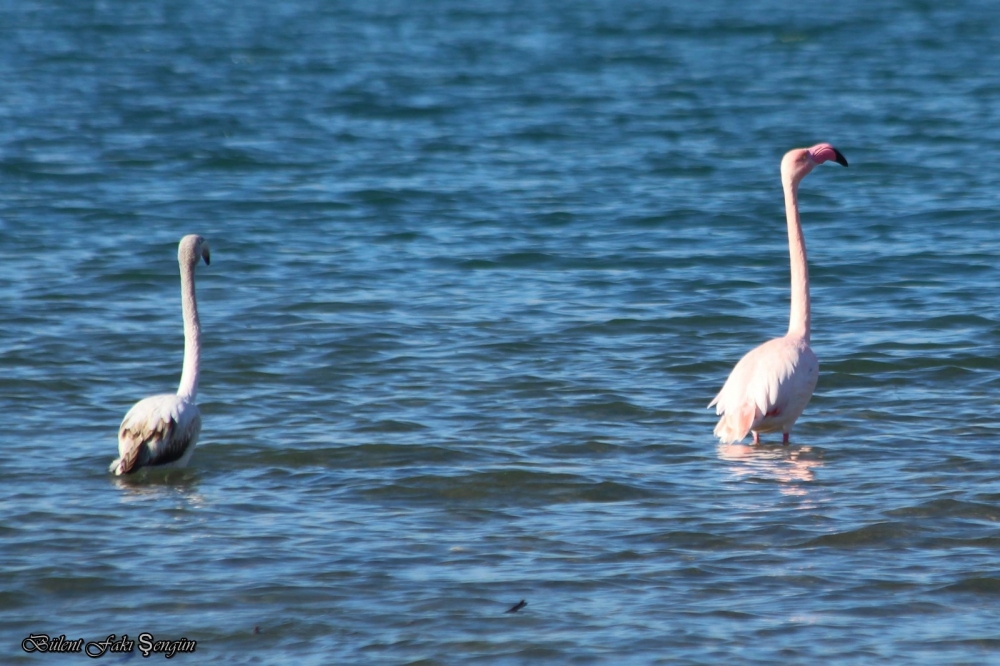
[716,443,824,497]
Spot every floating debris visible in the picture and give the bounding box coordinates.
[505,600,527,613]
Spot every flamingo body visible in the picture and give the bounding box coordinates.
[709,143,846,445]
[111,234,210,475]
[111,394,202,474]
[709,335,818,444]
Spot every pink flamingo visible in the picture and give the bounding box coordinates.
[709,143,848,444]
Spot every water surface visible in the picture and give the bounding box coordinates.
[3,1,1000,663]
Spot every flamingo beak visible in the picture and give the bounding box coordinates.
[832,148,848,167]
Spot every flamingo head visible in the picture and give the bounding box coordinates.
[781,143,848,186]
[179,234,211,268]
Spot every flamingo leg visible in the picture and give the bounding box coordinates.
[752,431,760,445]
[782,432,790,445]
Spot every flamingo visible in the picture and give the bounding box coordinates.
[110,235,211,475]
[709,144,847,445]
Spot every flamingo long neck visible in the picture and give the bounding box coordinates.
[177,260,201,400]
[783,177,810,342]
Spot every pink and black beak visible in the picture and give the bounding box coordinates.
[808,143,849,168]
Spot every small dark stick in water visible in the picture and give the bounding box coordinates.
[505,600,527,613]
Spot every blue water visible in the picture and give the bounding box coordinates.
[3,1,1000,663]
